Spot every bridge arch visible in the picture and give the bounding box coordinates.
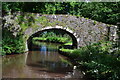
[26,26,79,51]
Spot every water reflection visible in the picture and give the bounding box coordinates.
[40,45,47,51]
[2,42,84,79]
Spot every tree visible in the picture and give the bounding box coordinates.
[2,2,120,24]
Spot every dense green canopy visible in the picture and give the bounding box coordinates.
[2,2,120,25]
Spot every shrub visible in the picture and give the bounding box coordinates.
[2,34,25,55]
[60,41,120,80]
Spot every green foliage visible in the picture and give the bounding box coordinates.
[2,2,23,12]
[64,42,72,45]
[0,41,2,55]
[81,61,120,80]
[60,48,73,53]
[33,37,69,43]
[2,38,25,55]
[33,31,72,44]
[46,37,68,43]
[2,30,25,55]
[2,2,120,24]
[60,41,120,79]
[33,37,47,41]
[44,3,56,14]
[41,32,56,38]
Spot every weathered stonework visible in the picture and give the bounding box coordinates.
[3,12,118,51]
[23,13,117,50]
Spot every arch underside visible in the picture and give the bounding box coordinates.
[27,28,78,50]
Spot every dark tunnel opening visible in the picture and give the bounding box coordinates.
[27,28,78,51]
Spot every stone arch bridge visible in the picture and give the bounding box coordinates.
[20,13,117,51]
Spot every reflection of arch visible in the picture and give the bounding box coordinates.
[27,27,78,50]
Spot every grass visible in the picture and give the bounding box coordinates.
[64,42,72,45]
[33,37,47,41]
[33,36,70,43]
[59,48,74,53]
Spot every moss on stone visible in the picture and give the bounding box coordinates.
[93,21,97,25]
[3,12,117,53]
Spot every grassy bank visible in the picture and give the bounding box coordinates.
[32,31,73,45]
[33,37,70,43]
[59,41,120,80]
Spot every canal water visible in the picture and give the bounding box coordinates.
[2,41,84,79]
